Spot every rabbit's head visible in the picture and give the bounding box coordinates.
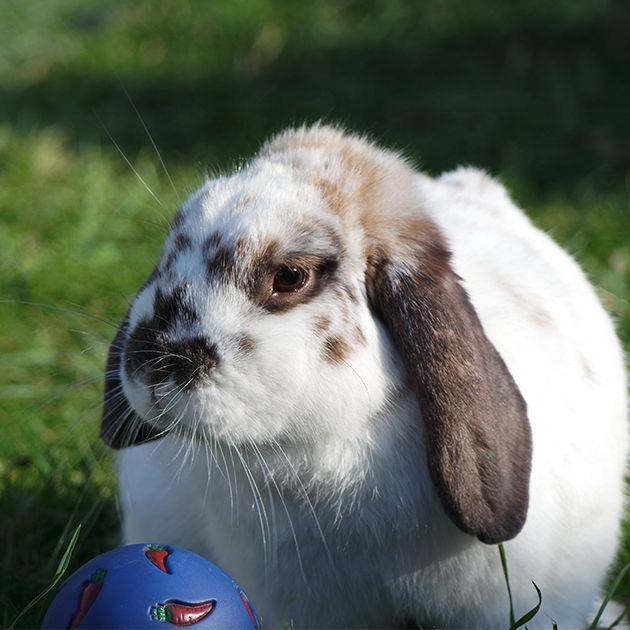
[102,125,531,544]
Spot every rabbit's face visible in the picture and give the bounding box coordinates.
[104,125,532,545]
[116,160,401,446]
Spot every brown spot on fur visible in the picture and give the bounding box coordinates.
[315,176,348,216]
[344,284,360,304]
[204,232,223,252]
[242,240,280,300]
[163,250,178,271]
[528,305,554,328]
[235,237,251,260]
[174,233,192,250]
[498,278,555,329]
[353,325,367,346]
[206,247,233,279]
[322,335,351,364]
[236,334,257,355]
[162,234,192,271]
[251,240,280,270]
[153,286,198,329]
[171,209,186,229]
[234,192,258,209]
[314,316,332,334]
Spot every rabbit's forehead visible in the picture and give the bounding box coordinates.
[163,173,350,271]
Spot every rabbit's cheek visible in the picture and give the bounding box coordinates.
[120,368,154,422]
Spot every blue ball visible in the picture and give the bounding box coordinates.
[41,544,259,629]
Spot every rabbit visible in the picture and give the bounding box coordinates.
[102,124,628,629]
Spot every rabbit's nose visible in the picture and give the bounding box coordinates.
[151,336,221,389]
[124,323,220,390]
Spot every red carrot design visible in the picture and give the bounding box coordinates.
[151,600,215,625]
[68,568,107,629]
[145,544,171,574]
[239,591,259,629]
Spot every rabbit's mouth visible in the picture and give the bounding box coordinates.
[122,358,225,441]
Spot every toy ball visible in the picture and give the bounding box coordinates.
[41,543,259,629]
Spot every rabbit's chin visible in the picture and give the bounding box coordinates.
[120,371,317,447]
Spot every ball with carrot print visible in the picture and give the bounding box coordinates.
[41,544,259,629]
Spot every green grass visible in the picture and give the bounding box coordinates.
[1,1,629,627]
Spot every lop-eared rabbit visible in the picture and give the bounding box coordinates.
[102,125,628,628]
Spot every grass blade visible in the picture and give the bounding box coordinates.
[589,563,630,630]
[499,543,516,628]
[509,581,542,630]
[7,524,82,630]
[606,607,627,629]
[54,523,82,577]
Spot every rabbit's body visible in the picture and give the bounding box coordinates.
[107,127,627,628]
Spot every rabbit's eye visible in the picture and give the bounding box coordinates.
[273,266,309,293]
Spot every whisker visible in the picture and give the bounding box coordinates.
[0,299,121,328]
[228,438,271,568]
[247,442,281,575]
[268,437,336,575]
[118,79,182,204]
[216,434,237,521]
[250,440,310,589]
[96,114,166,210]
[340,356,371,407]
[199,421,219,505]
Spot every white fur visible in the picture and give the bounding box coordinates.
[115,129,628,628]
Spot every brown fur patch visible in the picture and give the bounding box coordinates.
[315,176,348,216]
[353,325,367,346]
[171,209,186,230]
[528,305,554,328]
[251,240,280,269]
[322,335,351,364]
[236,334,257,355]
[163,234,192,271]
[163,250,178,271]
[204,232,223,252]
[234,237,253,261]
[498,279,555,330]
[314,315,332,334]
[343,284,360,304]
[174,233,192,250]
[206,247,234,280]
[234,192,258,209]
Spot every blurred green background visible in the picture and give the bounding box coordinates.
[1,0,629,626]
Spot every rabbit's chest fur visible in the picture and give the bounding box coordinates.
[119,394,454,627]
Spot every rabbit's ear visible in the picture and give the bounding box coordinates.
[101,315,163,450]
[366,218,532,544]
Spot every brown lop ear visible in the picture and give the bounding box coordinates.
[101,314,164,450]
[367,218,532,545]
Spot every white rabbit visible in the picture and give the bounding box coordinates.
[102,124,628,628]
